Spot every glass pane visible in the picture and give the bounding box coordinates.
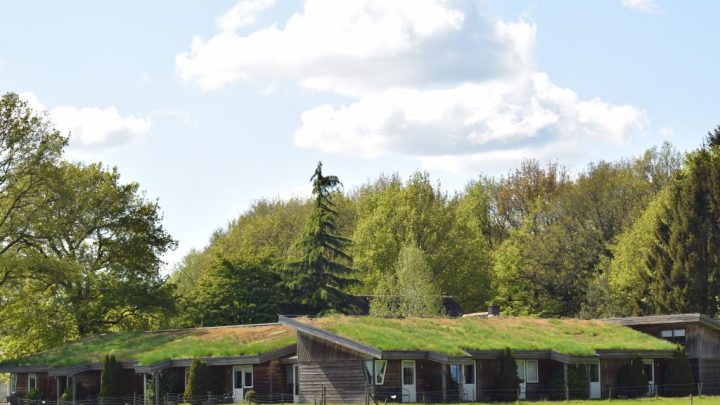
[589,364,599,382]
[464,364,475,384]
[450,365,461,384]
[375,361,387,385]
[294,366,299,395]
[29,374,37,390]
[234,371,243,389]
[244,370,253,388]
[674,329,686,337]
[516,361,525,382]
[10,374,17,393]
[364,361,373,385]
[526,361,538,383]
[403,363,415,385]
[643,364,653,381]
[660,330,672,338]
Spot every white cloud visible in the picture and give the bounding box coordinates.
[179,0,649,175]
[294,73,646,158]
[216,0,276,31]
[622,0,661,13]
[20,92,151,149]
[177,0,532,95]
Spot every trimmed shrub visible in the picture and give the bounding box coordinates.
[494,348,521,401]
[184,359,211,404]
[26,388,42,400]
[616,356,649,398]
[100,354,126,398]
[662,347,695,397]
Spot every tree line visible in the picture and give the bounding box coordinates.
[2,89,720,366]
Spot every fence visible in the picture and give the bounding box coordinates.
[7,382,720,405]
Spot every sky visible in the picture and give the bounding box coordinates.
[1,0,718,269]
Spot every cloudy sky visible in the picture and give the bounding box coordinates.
[1,0,718,268]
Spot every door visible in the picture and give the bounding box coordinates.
[588,363,601,399]
[516,361,526,400]
[292,364,299,403]
[463,363,476,402]
[643,359,655,395]
[233,366,253,403]
[402,360,416,402]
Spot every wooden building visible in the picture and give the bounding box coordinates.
[279,315,676,402]
[604,313,720,394]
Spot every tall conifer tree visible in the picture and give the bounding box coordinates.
[285,162,358,314]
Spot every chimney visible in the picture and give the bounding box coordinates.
[488,305,500,317]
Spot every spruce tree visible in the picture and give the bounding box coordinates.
[184,359,211,404]
[662,347,695,397]
[285,162,358,314]
[494,348,521,401]
[100,354,124,398]
[616,356,648,398]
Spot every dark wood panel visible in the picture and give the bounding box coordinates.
[297,332,368,363]
[298,361,368,403]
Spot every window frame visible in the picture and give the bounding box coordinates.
[463,363,475,385]
[364,360,388,385]
[28,373,38,391]
[524,360,539,384]
[10,374,17,394]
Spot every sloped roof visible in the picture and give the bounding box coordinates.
[281,315,676,358]
[603,313,720,332]
[0,323,296,370]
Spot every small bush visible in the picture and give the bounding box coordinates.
[26,388,42,400]
[547,365,588,400]
[60,390,71,401]
[494,348,521,401]
[244,389,256,404]
[662,347,695,397]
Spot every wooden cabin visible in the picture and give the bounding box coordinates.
[0,324,297,405]
[604,313,720,394]
[279,315,676,402]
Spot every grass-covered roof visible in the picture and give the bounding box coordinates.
[2,324,295,367]
[298,315,676,356]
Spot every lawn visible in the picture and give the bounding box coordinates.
[481,398,712,405]
[301,315,676,356]
[1,324,296,367]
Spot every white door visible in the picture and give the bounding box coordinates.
[462,363,476,402]
[516,361,526,400]
[643,359,655,395]
[233,366,253,403]
[401,360,416,402]
[588,363,601,399]
[292,365,300,403]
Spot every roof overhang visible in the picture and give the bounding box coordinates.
[603,313,720,333]
[279,315,383,359]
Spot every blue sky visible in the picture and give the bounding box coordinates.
[1,0,718,269]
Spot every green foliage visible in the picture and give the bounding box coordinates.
[495,348,521,401]
[184,359,211,402]
[547,365,588,400]
[662,347,695,397]
[26,388,42,400]
[616,356,649,398]
[178,255,283,326]
[100,354,126,398]
[285,162,358,314]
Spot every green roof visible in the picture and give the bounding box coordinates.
[1,324,296,367]
[299,315,676,356]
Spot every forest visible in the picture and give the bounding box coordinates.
[1,90,720,366]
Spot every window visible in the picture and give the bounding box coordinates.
[660,329,686,344]
[402,362,415,385]
[234,366,253,389]
[463,364,475,385]
[10,374,17,394]
[28,373,37,391]
[516,360,539,384]
[364,360,387,385]
[244,368,253,388]
[525,361,539,383]
[589,364,599,383]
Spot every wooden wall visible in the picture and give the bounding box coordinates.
[13,373,58,399]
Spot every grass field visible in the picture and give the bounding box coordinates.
[1,324,296,367]
[480,398,714,405]
[302,315,677,356]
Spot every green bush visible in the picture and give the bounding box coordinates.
[616,356,649,398]
[100,354,126,398]
[494,348,521,401]
[26,388,42,400]
[183,359,211,404]
[60,390,71,401]
[662,347,695,397]
[244,389,256,404]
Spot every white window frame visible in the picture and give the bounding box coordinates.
[184,367,189,388]
[28,373,38,391]
[233,365,253,389]
[10,374,17,394]
[516,360,539,384]
[244,367,254,389]
[364,360,388,385]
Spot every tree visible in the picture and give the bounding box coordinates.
[184,359,211,403]
[662,347,694,397]
[178,255,283,326]
[616,356,649,398]
[370,243,441,317]
[26,162,177,335]
[0,92,66,289]
[284,162,358,314]
[494,348,521,401]
[100,354,125,398]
